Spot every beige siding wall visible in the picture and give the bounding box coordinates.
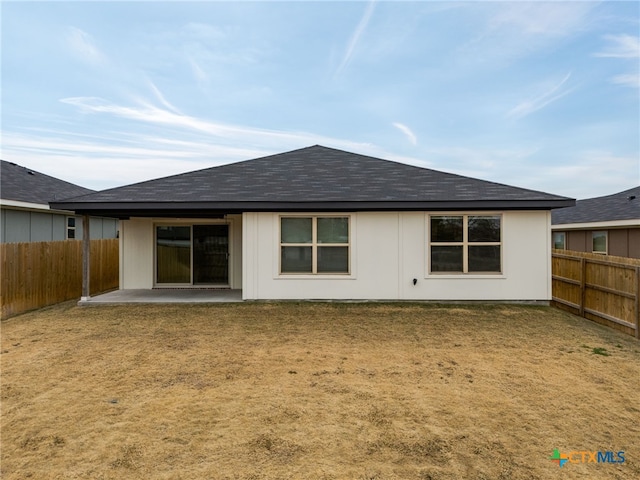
[121,218,154,288]
[242,210,551,301]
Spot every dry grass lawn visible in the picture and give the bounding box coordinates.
[1,302,639,479]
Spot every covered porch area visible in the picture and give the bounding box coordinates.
[75,212,244,305]
[78,288,243,305]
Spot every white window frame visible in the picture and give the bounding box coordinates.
[553,231,566,250]
[279,215,351,275]
[428,214,502,275]
[66,216,77,240]
[592,231,608,254]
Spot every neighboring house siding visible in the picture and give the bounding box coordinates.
[560,227,640,259]
[2,210,31,243]
[52,214,66,241]
[609,228,640,258]
[567,231,587,252]
[551,186,639,259]
[30,212,53,242]
[0,208,118,243]
[629,229,640,258]
[85,217,118,240]
[242,210,551,301]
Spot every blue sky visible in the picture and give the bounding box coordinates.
[2,1,639,199]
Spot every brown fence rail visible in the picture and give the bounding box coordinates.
[1,239,119,319]
[552,249,640,338]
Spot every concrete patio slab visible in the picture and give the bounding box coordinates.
[79,289,243,305]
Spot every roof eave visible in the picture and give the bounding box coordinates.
[50,199,576,218]
[552,219,640,230]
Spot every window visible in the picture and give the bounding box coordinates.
[429,215,501,273]
[280,216,350,274]
[553,232,566,250]
[592,231,607,254]
[67,217,76,239]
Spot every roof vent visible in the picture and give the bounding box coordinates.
[628,195,636,201]
[27,171,35,175]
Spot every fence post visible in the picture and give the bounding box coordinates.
[81,215,91,301]
[579,257,586,317]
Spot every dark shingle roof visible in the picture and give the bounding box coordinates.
[1,160,94,205]
[552,186,640,225]
[51,145,574,216]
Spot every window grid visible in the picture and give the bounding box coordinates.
[66,217,76,240]
[280,216,350,275]
[429,214,501,274]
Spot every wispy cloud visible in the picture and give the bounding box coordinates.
[611,73,640,89]
[507,72,574,119]
[189,57,210,86]
[183,22,226,41]
[594,34,640,58]
[334,0,376,78]
[489,2,593,38]
[59,96,327,144]
[464,3,595,64]
[147,81,182,114]
[66,27,106,65]
[392,122,417,146]
[538,150,639,199]
[594,34,640,89]
[9,87,433,189]
[419,144,637,199]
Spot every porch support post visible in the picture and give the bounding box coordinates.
[81,214,91,301]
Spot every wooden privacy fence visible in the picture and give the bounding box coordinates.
[1,239,119,319]
[552,249,640,338]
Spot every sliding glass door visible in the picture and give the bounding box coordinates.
[156,224,229,286]
[193,225,229,285]
[156,226,191,284]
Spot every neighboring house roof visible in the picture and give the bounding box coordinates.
[1,160,94,208]
[552,186,640,227]
[51,145,574,217]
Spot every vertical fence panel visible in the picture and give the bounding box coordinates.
[552,249,640,337]
[1,239,119,318]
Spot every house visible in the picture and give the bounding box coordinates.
[1,160,118,243]
[50,145,574,301]
[551,186,640,259]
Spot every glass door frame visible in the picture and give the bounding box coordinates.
[154,220,232,288]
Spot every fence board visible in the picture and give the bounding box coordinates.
[552,249,640,338]
[1,239,118,319]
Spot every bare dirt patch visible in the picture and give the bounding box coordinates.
[1,302,639,479]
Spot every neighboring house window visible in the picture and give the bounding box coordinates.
[280,216,350,274]
[592,231,607,254]
[429,215,502,273]
[67,217,76,239]
[553,232,566,250]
